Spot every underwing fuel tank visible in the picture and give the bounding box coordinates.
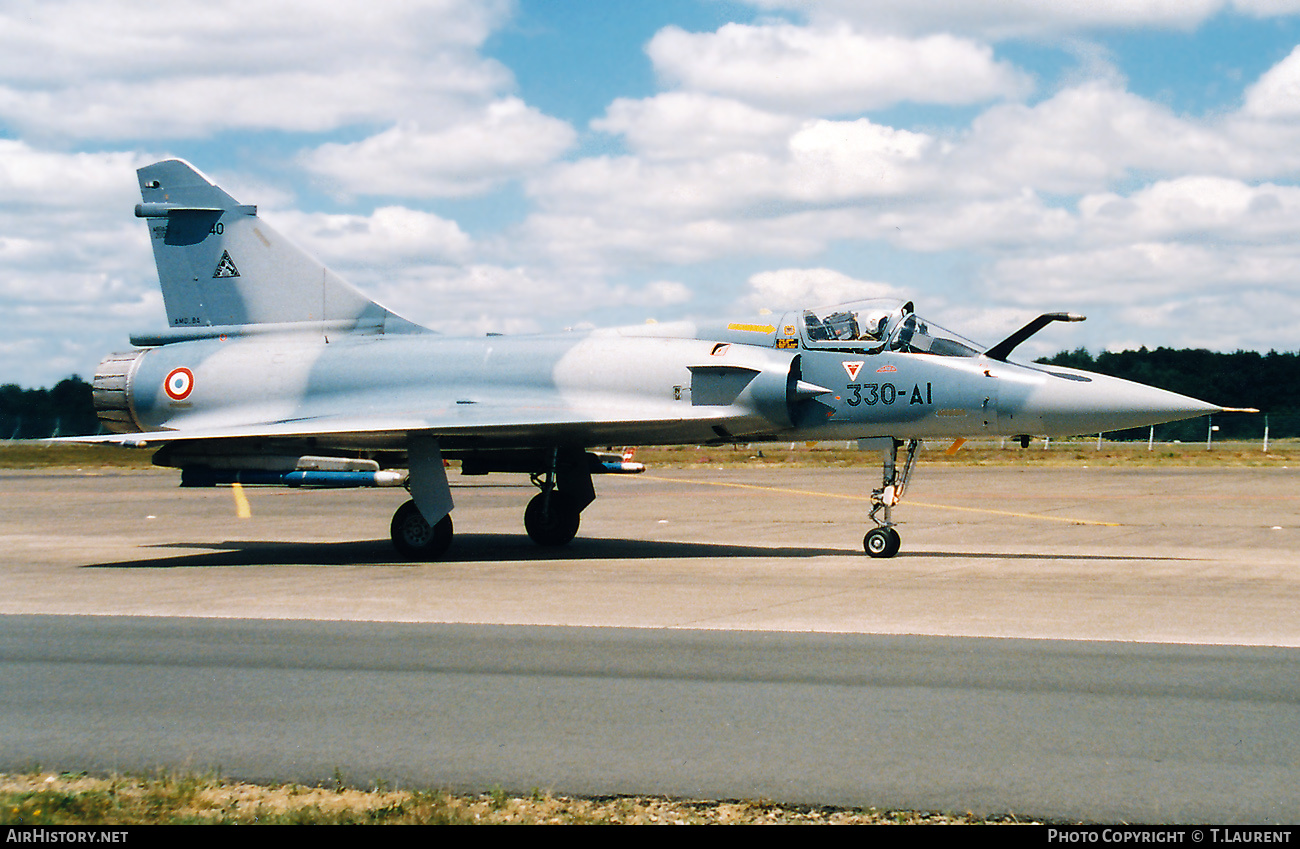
[178,468,408,487]
[155,447,409,488]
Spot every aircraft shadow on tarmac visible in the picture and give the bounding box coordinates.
[910,550,1202,562]
[81,535,847,568]
[79,537,1196,569]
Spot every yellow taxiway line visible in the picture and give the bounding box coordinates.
[231,481,252,519]
[643,475,1122,527]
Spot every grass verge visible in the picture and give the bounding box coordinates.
[3,440,1296,471]
[633,439,1299,468]
[1,771,1040,825]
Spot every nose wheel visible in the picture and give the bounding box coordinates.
[864,526,901,558]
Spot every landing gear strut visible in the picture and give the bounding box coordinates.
[864,438,919,558]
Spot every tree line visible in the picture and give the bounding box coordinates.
[1036,347,1289,441]
[1,377,99,440]
[2,347,1293,441]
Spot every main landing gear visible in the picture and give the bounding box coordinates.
[525,487,582,546]
[388,446,597,559]
[864,438,919,558]
[524,447,595,547]
[391,499,453,559]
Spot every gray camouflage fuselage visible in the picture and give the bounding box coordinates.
[98,321,1217,449]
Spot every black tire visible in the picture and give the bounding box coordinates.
[390,499,453,560]
[524,491,581,547]
[863,526,901,558]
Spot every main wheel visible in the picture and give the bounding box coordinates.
[524,491,581,547]
[863,526,901,558]
[391,499,453,560]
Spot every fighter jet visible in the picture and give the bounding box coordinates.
[83,160,1222,559]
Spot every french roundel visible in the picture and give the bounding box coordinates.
[163,367,194,401]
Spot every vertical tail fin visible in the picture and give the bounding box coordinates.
[135,160,424,336]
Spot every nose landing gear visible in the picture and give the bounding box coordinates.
[864,438,919,558]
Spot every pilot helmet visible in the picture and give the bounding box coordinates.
[859,311,889,339]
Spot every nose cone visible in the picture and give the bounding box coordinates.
[1009,367,1221,436]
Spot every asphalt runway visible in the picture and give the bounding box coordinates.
[1,465,1298,822]
[3,615,1297,824]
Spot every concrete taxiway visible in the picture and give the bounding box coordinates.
[2,464,1298,822]
[1,465,1297,644]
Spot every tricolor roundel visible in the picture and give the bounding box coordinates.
[163,367,194,401]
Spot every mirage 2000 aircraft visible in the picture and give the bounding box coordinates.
[81,160,1222,559]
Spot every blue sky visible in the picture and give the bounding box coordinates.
[4,0,1300,386]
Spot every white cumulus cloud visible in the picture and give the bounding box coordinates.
[740,0,1291,38]
[647,23,1031,114]
[593,93,799,160]
[1243,45,1300,119]
[0,0,514,141]
[740,268,901,312]
[301,99,577,198]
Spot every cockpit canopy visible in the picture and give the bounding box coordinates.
[800,299,984,357]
